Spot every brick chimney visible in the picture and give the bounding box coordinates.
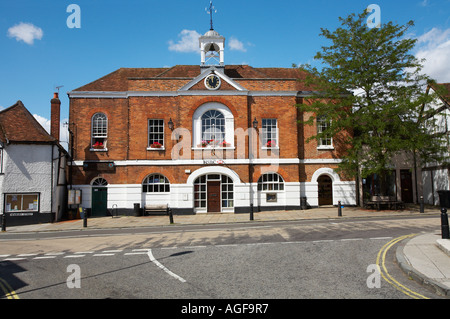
[50,92,61,141]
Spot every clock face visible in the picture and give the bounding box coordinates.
[205,74,221,90]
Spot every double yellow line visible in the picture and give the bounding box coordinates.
[376,234,429,299]
[0,278,19,299]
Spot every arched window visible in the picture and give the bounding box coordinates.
[91,113,108,150]
[257,173,285,191]
[193,103,234,148]
[142,174,170,193]
[92,177,108,186]
[201,110,225,144]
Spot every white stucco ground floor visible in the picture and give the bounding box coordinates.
[71,166,357,217]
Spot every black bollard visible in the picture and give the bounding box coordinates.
[441,208,450,239]
[167,207,174,224]
[338,201,342,217]
[420,196,424,213]
[83,213,87,228]
[1,213,5,232]
[250,203,254,221]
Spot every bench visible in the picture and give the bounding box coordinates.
[365,196,405,211]
[144,204,169,216]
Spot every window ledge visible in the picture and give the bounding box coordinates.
[90,148,108,152]
[192,147,235,150]
[317,146,334,150]
[261,147,280,150]
[147,147,166,151]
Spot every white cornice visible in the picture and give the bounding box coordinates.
[71,158,343,166]
[67,90,319,98]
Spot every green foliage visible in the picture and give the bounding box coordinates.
[295,10,448,178]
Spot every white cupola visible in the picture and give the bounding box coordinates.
[200,1,225,69]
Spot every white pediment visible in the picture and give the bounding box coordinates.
[178,67,246,92]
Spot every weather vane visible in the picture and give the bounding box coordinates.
[205,1,217,30]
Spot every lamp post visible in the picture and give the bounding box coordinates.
[250,118,258,221]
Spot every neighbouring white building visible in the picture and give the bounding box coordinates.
[0,95,67,226]
[421,83,450,205]
[361,83,450,207]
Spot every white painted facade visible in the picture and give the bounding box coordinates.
[74,164,356,214]
[0,143,66,223]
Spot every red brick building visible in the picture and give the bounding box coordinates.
[67,28,356,216]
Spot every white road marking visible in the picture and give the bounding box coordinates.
[3,258,25,261]
[147,249,186,283]
[34,256,57,260]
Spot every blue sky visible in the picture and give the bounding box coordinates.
[0,0,449,148]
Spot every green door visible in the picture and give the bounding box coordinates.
[92,187,108,216]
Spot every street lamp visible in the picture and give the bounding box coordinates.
[253,118,258,130]
[168,118,174,131]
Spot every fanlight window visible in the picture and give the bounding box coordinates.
[142,174,170,193]
[92,178,108,186]
[257,173,285,191]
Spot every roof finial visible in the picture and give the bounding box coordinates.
[206,1,217,30]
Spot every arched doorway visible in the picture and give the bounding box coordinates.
[318,175,333,206]
[91,178,108,216]
[194,174,234,213]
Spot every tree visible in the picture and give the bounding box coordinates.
[296,10,447,185]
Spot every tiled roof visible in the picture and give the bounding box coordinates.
[0,101,56,144]
[433,83,450,105]
[72,65,313,92]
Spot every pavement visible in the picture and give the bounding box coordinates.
[1,205,450,297]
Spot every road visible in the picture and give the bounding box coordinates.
[0,215,444,304]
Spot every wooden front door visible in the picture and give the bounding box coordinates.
[318,175,333,206]
[207,181,221,212]
[92,187,108,216]
[401,170,413,203]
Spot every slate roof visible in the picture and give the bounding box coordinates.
[0,100,57,144]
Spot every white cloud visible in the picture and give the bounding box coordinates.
[34,114,50,132]
[33,114,70,150]
[228,37,247,52]
[7,22,43,45]
[168,30,201,53]
[415,28,450,82]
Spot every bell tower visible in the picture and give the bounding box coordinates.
[200,1,225,69]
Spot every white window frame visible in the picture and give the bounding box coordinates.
[317,116,333,149]
[192,102,235,149]
[147,119,165,150]
[91,113,108,151]
[257,173,285,192]
[261,119,279,149]
[142,174,170,193]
